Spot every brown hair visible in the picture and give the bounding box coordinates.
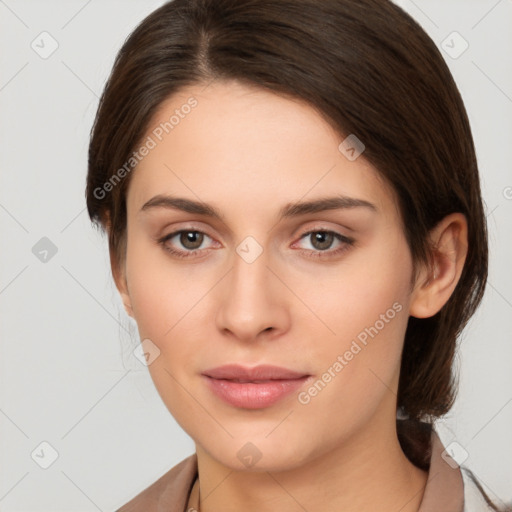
[86,0,489,478]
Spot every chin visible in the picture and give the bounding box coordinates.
[198,432,317,473]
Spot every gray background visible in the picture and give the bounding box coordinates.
[0,0,511,510]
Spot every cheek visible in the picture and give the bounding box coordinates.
[124,242,212,425]
[294,234,412,351]
[293,238,413,408]
[125,234,208,341]
[288,283,411,453]
[299,275,409,395]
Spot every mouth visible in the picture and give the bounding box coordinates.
[201,364,312,409]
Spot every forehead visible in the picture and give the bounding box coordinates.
[126,80,396,219]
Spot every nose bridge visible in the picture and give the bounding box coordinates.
[229,241,273,309]
[233,244,268,295]
[215,238,288,339]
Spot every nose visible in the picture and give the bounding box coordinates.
[215,245,290,343]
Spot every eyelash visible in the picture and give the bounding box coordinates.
[157,228,355,260]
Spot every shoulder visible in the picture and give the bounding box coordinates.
[400,421,510,512]
[116,453,198,512]
[460,466,512,512]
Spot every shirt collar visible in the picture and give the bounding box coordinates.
[418,429,464,512]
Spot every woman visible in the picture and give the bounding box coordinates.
[86,0,508,510]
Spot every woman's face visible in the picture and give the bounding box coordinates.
[119,80,418,471]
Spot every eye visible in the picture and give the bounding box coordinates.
[158,229,216,258]
[157,228,354,260]
[294,230,354,258]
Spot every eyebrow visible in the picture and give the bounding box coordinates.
[139,194,377,220]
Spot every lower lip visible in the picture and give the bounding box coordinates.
[202,375,311,409]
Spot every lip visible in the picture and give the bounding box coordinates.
[202,364,312,409]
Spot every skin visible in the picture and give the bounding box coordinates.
[112,79,468,512]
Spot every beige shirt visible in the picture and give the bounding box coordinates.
[116,429,496,511]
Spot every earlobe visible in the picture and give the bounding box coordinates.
[119,276,134,318]
[104,216,134,319]
[409,213,468,319]
[110,250,134,319]
[122,299,134,318]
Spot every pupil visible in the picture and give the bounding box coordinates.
[313,232,333,250]
[181,231,203,249]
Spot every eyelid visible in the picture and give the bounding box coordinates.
[297,226,353,239]
[292,221,354,241]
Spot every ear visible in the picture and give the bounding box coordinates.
[105,214,134,319]
[409,213,468,318]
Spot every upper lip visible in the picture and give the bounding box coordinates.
[202,364,309,381]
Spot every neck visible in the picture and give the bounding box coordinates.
[192,416,428,512]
